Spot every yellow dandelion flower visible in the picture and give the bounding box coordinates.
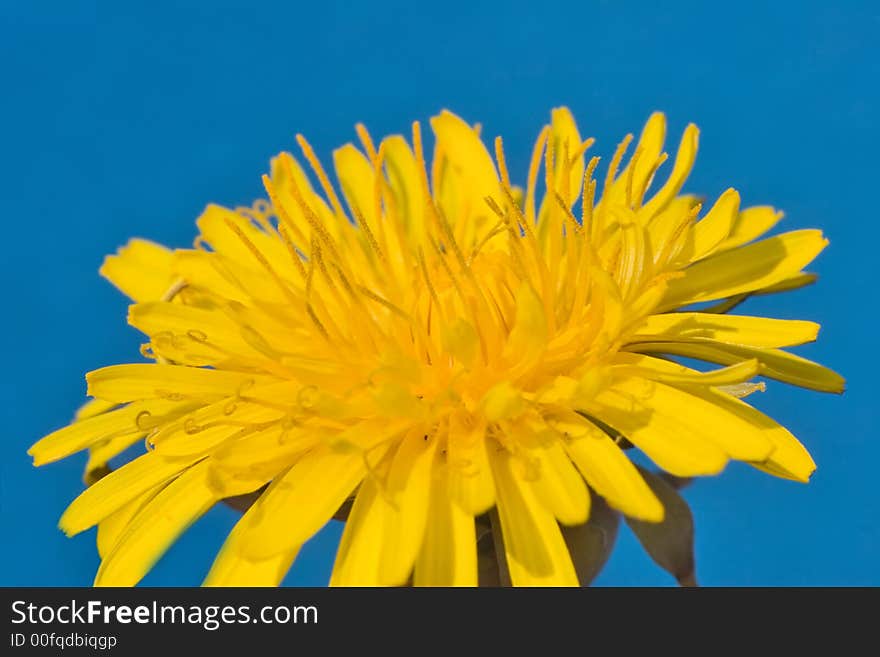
[31,108,843,587]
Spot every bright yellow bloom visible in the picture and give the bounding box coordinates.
[31,108,843,586]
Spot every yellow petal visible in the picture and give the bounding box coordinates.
[97,485,164,559]
[613,352,761,386]
[86,364,271,403]
[330,433,435,586]
[94,461,218,586]
[755,272,818,296]
[689,188,740,260]
[329,473,388,586]
[607,112,668,206]
[679,385,816,482]
[446,416,495,515]
[239,443,375,561]
[99,239,175,303]
[204,499,299,587]
[334,143,377,226]
[75,398,118,421]
[441,318,480,369]
[607,375,774,461]
[196,204,290,273]
[29,400,174,466]
[209,423,318,487]
[430,110,499,210]
[640,123,699,218]
[85,430,156,483]
[659,229,828,310]
[154,408,285,459]
[550,107,585,205]
[529,441,591,526]
[128,302,265,362]
[413,464,477,586]
[718,205,784,252]
[383,135,426,245]
[375,430,438,585]
[536,106,585,240]
[431,111,501,249]
[591,380,729,476]
[628,341,845,393]
[168,249,243,299]
[481,382,525,423]
[560,413,664,522]
[502,281,548,366]
[629,112,667,201]
[60,452,201,536]
[176,247,295,308]
[645,195,700,265]
[270,150,343,246]
[630,312,820,348]
[488,447,579,586]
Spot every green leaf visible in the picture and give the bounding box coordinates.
[476,512,506,586]
[625,467,698,586]
[561,490,621,586]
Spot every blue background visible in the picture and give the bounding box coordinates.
[2,1,877,586]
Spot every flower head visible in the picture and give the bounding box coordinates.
[31,109,843,586]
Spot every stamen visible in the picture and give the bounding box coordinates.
[238,202,275,235]
[582,156,600,234]
[494,136,512,190]
[160,278,188,303]
[719,381,767,398]
[187,329,208,343]
[525,126,550,224]
[625,146,644,208]
[602,134,634,203]
[411,121,433,210]
[306,304,330,339]
[559,138,572,205]
[135,410,156,431]
[356,285,411,320]
[355,123,378,162]
[570,137,595,166]
[262,171,309,247]
[594,134,633,244]
[431,142,446,208]
[373,140,411,271]
[277,224,308,280]
[350,202,385,261]
[501,185,538,243]
[544,131,556,214]
[431,236,466,303]
[311,241,339,294]
[223,217,300,308]
[417,247,441,311]
[368,142,393,262]
[239,325,285,360]
[634,153,668,210]
[295,134,347,221]
[469,219,506,261]
[278,156,343,264]
[554,192,582,235]
[184,418,204,434]
[434,205,469,272]
[154,389,187,402]
[305,239,317,298]
[656,202,702,266]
